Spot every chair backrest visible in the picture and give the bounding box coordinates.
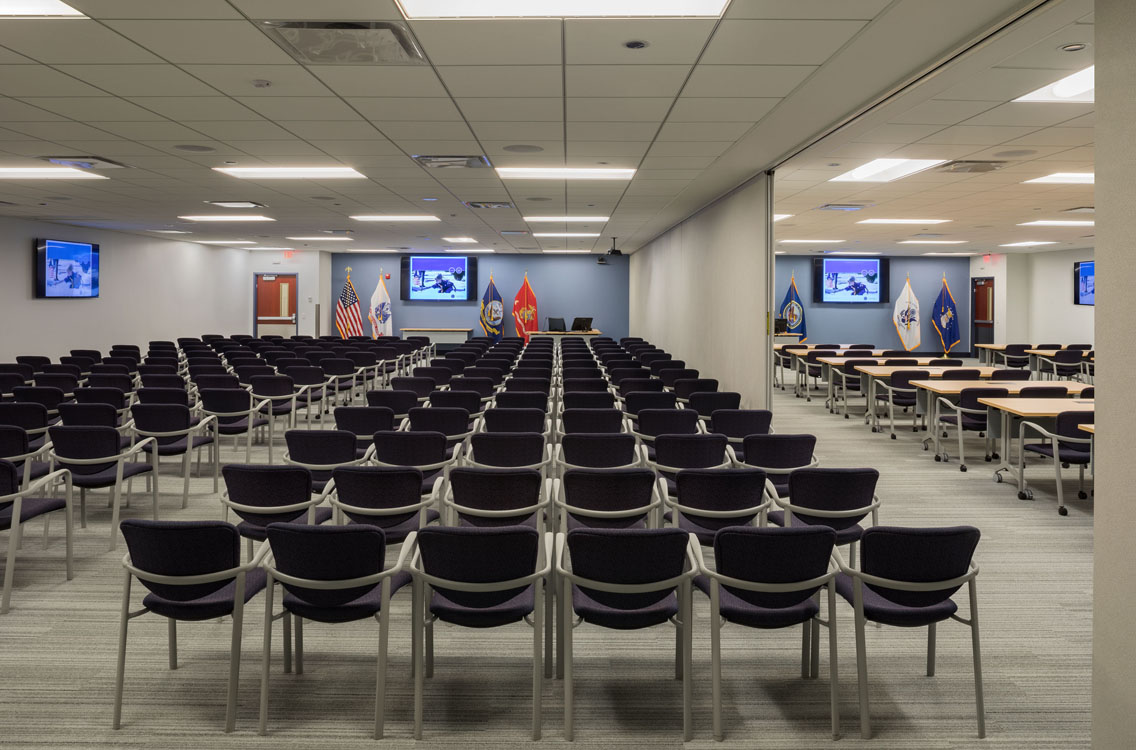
[390,376,436,398]
[0,426,31,464]
[562,367,603,381]
[87,373,135,392]
[493,390,549,411]
[249,374,294,398]
[74,387,128,409]
[267,523,388,607]
[372,430,448,466]
[1055,410,1095,452]
[653,433,728,469]
[504,377,551,395]
[0,402,49,432]
[448,467,543,524]
[470,432,545,467]
[448,376,495,398]
[365,389,419,416]
[567,527,689,612]
[617,378,664,398]
[198,389,256,424]
[40,364,82,379]
[136,387,190,406]
[332,465,423,526]
[659,368,700,387]
[59,402,119,428]
[786,468,879,530]
[482,407,545,434]
[193,373,242,390]
[1066,343,1093,350]
[70,349,102,361]
[430,389,482,414]
[562,391,616,410]
[0,363,34,381]
[16,355,51,371]
[221,465,313,525]
[936,359,963,367]
[285,429,358,469]
[713,526,837,609]
[89,363,131,376]
[742,433,817,470]
[883,359,917,366]
[562,378,609,393]
[623,391,678,416]
[674,378,719,399]
[675,467,768,527]
[1004,344,1031,356]
[463,366,505,385]
[334,406,394,441]
[562,468,655,520]
[941,369,981,380]
[417,526,540,613]
[48,425,121,474]
[635,408,699,437]
[561,433,637,468]
[1054,350,1083,364]
[14,386,66,411]
[687,391,741,416]
[413,366,452,387]
[408,407,470,438]
[1019,386,1068,399]
[120,520,242,601]
[0,372,24,396]
[842,358,877,374]
[608,368,651,386]
[958,387,1009,411]
[709,409,772,439]
[990,369,1022,381]
[859,525,979,607]
[889,370,929,390]
[561,408,624,435]
[131,404,193,445]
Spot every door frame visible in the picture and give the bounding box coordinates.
[971,276,994,352]
[253,272,299,337]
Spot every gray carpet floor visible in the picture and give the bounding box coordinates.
[0,377,1092,748]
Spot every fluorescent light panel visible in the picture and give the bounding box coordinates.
[286,236,353,241]
[1023,172,1094,184]
[828,251,881,256]
[857,218,951,225]
[1015,66,1094,103]
[1000,241,1058,247]
[533,232,600,238]
[897,240,968,245]
[197,240,256,245]
[397,0,730,18]
[347,249,399,253]
[214,167,365,179]
[778,239,844,244]
[543,250,592,254]
[350,215,440,222]
[442,237,478,243]
[830,158,947,183]
[921,252,976,256]
[178,215,274,222]
[0,1,84,17]
[496,167,635,180]
[445,248,493,253]
[523,216,610,222]
[772,214,792,222]
[207,201,264,208]
[151,230,191,234]
[1017,220,1094,227]
[0,167,106,179]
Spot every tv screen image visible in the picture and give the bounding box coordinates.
[819,258,881,303]
[37,239,99,298]
[408,256,469,300]
[1075,261,1094,306]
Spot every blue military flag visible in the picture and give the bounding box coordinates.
[479,273,504,343]
[931,277,961,354]
[779,273,807,342]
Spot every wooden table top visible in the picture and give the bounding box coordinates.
[977,397,1095,418]
[1079,424,1095,434]
[912,380,1092,395]
[774,344,881,351]
[819,356,941,366]
[856,365,999,378]
[531,330,602,335]
[1025,349,1092,357]
[400,328,473,332]
[974,344,1008,351]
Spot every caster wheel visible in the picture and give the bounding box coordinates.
[934,454,941,462]
[994,473,1003,483]
[1061,462,1070,469]
[1058,506,1069,516]
[890,434,897,440]
[1078,491,1088,500]
[913,427,919,433]
[979,432,985,438]
[844,414,849,419]
[806,397,812,403]
[921,426,928,432]
[985,455,992,462]
[960,465,968,472]
[1018,490,1034,500]
[871,427,878,433]
[992,452,1000,461]
[942,432,948,438]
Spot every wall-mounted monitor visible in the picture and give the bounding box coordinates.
[400,255,478,301]
[35,238,100,298]
[1074,260,1094,306]
[812,257,889,303]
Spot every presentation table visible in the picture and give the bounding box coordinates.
[399,328,472,345]
[913,380,1092,462]
[978,397,1095,506]
[529,330,602,344]
[854,365,999,431]
[1025,348,1091,377]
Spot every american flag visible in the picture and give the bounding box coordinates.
[335,275,364,338]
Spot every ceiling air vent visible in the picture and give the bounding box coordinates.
[935,160,1007,174]
[500,230,529,235]
[1064,206,1095,213]
[818,203,872,212]
[40,156,128,169]
[260,21,426,65]
[466,201,514,209]
[413,155,491,169]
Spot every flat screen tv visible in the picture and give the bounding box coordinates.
[812,257,889,303]
[1074,260,1094,306]
[400,255,478,301]
[35,238,100,298]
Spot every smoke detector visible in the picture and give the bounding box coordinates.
[259,21,425,65]
[413,155,491,169]
[935,160,1008,174]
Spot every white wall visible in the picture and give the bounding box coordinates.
[0,217,249,361]
[244,249,331,338]
[1026,248,1094,345]
[629,175,770,407]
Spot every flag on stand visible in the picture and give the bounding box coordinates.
[779,273,807,342]
[334,268,364,338]
[479,274,504,343]
[892,277,921,351]
[930,276,961,354]
[512,273,538,343]
[368,271,393,338]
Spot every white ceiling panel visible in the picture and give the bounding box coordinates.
[229,0,403,19]
[656,121,753,141]
[936,66,1079,102]
[1001,127,1093,147]
[668,97,779,122]
[346,98,462,121]
[567,122,659,141]
[106,21,294,64]
[131,97,263,121]
[0,100,65,121]
[725,0,891,20]
[467,122,563,141]
[310,67,447,98]
[182,65,332,97]
[435,66,562,98]
[682,65,815,98]
[456,98,562,122]
[0,20,161,64]
[235,97,362,121]
[305,140,400,156]
[566,66,690,98]
[16,97,165,122]
[4,121,120,140]
[995,27,1094,71]
[178,121,293,140]
[639,155,717,169]
[58,64,219,97]
[411,20,562,66]
[91,121,211,140]
[854,123,946,144]
[277,121,384,140]
[389,140,480,154]
[0,66,105,97]
[889,99,997,125]
[702,20,867,65]
[566,98,673,122]
[564,19,716,65]
[961,102,1094,128]
[917,124,1039,145]
[0,48,33,64]
[65,1,243,19]
[373,122,474,140]
[647,141,735,157]
[480,140,564,156]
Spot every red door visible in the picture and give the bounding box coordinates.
[972,277,994,346]
[255,274,298,337]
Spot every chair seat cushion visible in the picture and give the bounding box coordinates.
[348,508,440,543]
[834,572,958,627]
[693,575,818,629]
[766,511,864,545]
[457,511,538,529]
[0,494,67,529]
[14,461,51,486]
[143,435,213,456]
[572,585,677,630]
[939,414,986,430]
[666,510,758,545]
[217,416,269,434]
[566,513,647,531]
[284,571,411,624]
[1022,443,1091,464]
[143,569,268,621]
[68,459,152,488]
[431,585,534,628]
[237,506,334,541]
[876,394,916,406]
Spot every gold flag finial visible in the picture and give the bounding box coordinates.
[345,266,353,274]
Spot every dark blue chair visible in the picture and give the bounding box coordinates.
[444,467,547,529]
[197,389,269,466]
[633,410,700,456]
[674,378,719,401]
[371,430,454,499]
[769,468,880,566]
[219,465,331,559]
[936,387,1007,472]
[494,389,551,411]
[1019,410,1094,514]
[330,466,439,541]
[466,432,548,472]
[666,468,772,544]
[741,433,818,497]
[557,433,640,470]
[0,459,72,613]
[873,369,930,438]
[647,433,730,496]
[408,406,473,445]
[0,425,51,489]
[283,429,365,493]
[686,391,741,419]
[561,391,616,410]
[559,408,624,436]
[481,407,546,435]
[334,406,395,458]
[131,403,216,508]
[365,389,418,420]
[557,468,659,530]
[708,409,772,461]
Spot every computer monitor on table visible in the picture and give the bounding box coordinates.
[548,317,566,332]
[774,317,788,334]
[571,317,593,332]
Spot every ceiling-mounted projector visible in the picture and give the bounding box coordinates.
[606,237,622,256]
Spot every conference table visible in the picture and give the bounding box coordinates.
[913,380,1092,462]
[1026,348,1092,377]
[974,343,1006,365]
[1080,423,1096,479]
[978,396,1095,508]
[400,327,472,345]
[528,330,603,344]
[817,355,942,411]
[855,365,999,431]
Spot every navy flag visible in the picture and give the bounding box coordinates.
[479,273,504,343]
[931,277,961,354]
[779,273,807,342]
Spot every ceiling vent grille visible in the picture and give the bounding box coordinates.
[935,160,1008,174]
[413,155,491,169]
[465,201,514,209]
[40,156,128,169]
[260,21,425,65]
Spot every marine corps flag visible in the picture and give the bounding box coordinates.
[779,273,807,342]
[512,273,538,343]
[479,274,504,343]
[930,277,961,354]
[892,277,921,351]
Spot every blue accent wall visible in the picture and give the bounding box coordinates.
[331,253,630,341]
[775,255,972,353]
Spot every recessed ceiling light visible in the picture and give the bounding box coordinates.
[897,240,968,245]
[1000,241,1059,247]
[503,144,545,153]
[248,247,293,251]
[921,252,976,256]
[178,215,275,222]
[496,167,635,180]
[151,230,191,234]
[829,159,947,183]
[0,1,84,17]
[350,215,440,222]
[0,167,106,179]
[445,248,494,253]
[778,239,844,244]
[1015,65,1094,103]
[422,197,438,201]
[196,240,257,245]
[828,251,881,256]
[442,237,478,243]
[1060,43,1088,52]
[397,0,729,18]
[286,236,353,241]
[206,200,266,209]
[857,218,951,225]
[772,214,792,222]
[347,248,399,253]
[523,216,610,222]
[774,251,787,255]
[543,249,592,254]
[1017,220,1094,227]
[533,232,601,238]
[214,166,366,179]
[1023,172,1094,184]
[174,144,216,153]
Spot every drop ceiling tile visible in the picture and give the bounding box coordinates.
[64,140,167,155]
[346,98,462,121]
[279,121,384,140]
[1059,112,1095,128]
[128,97,263,121]
[229,0,403,19]
[0,99,67,121]
[177,121,294,140]
[0,48,35,64]
[53,64,215,97]
[182,65,333,97]
[0,66,106,97]
[854,123,946,144]
[566,98,672,122]
[639,155,716,169]
[647,141,734,157]
[937,67,1078,102]
[233,97,362,121]
[372,122,474,140]
[668,97,778,122]
[225,140,329,156]
[66,1,243,18]
[106,21,294,64]
[683,64,815,99]
[564,19,716,65]
[410,20,562,66]
[635,169,704,180]
[455,98,562,122]
[656,122,752,141]
[725,0,890,19]
[310,67,446,97]
[889,99,997,126]
[468,122,563,141]
[435,66,562,98]
[996,27,1095,71]
[566,66,690,98]
[962,102,1095,128]
[390,140,481,154]
[564,142,649,158]
[1001,127,1094,147]
[0,140,67,156]
[20,97,167,122]
[568,122,658,141]
[918,125,1039,145]
[307,140,400,155]
[0,20,162,64]
[92,121,212,140]
[1036,145,1093,161]
[702,20,866,65]
[4,121,121,141]
[481,140,564,157]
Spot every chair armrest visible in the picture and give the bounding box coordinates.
[1017,420,1092,446]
